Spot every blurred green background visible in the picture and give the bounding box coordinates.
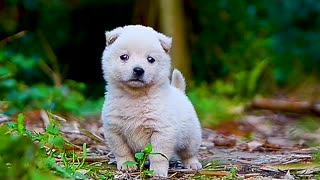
[1,0,320,126]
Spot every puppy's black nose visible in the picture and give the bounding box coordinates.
[133,67,144,76]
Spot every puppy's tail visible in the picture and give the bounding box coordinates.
[171,69,186,92]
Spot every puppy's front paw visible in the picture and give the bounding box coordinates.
[152,168,168,178]
[120,163,138,172]
[150,161,169,178]
[117,158,138,172]
[184,158,202,170]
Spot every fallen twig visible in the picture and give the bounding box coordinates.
[168,169,197,174]
[250,97,320,116]
[55,155,110,163]
[197,170,228,177]
[0,30,27,46]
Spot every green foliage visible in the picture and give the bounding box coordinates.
[57,143,88,179]
[1,113,113,180]
[233,60,269,98]
[296,116,320,132]
[262,0,320,82]
[194,162,244,180]
[314,151,320,162]
[188,57,270,126]
[191,0,270,81]
[192,0,320,89]
[213,59,269,98]
[1,0,319,101]
[0,113,58,179]
[188,83,243,126]
[223,167,244,180]
[190,0,278,100]
[124,143,168,179]
[0,50,103,116]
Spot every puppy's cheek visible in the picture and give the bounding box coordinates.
[109,71,123,82]
[143,72,151,81]
[112,67,127,80]
[148,72,159,84]
[157,68,169,80]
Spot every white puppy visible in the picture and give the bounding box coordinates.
[101,25,202,177]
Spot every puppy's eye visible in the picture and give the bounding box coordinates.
[147,56,155,63]
[120,54,129,61]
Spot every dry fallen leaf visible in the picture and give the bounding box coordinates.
[247,140,263,152]
[213,135,237,147]
[283,170,294,179]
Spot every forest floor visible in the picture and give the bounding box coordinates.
[3,104,320,180]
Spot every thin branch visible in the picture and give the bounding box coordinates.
[55,155,110,163]
[37,30,62,87]
[0,30,27,46]
[250,97,320,116]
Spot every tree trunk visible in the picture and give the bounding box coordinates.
[158,0,191,81]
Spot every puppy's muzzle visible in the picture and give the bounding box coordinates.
[128,67,145,84]
[133,67,144,77]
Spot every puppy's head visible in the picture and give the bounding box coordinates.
[102,25,172,89]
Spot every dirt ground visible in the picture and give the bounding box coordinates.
[2,108,320,179]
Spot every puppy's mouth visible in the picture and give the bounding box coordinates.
[128,78,145,83]
[125,78,146,87]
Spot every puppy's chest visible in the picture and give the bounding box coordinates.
[107,97,159,151]
[108,95,158,117]
[107,96,160,131]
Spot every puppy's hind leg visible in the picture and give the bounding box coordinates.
[178,145,202,170]
[181,155,202,170]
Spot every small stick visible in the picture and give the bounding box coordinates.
[251,97,320,116]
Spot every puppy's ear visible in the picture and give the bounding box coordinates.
[105,27,123,46]
[158,33,172,53]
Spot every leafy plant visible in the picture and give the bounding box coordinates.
[1,113,113,179]
[193,162,244,180]
[232,60,269,98]
[54,143,88,179]
[223,167,244,180]
[0,113,57,179]
[188,83,243,126]
[123,143,168,179]
[0,49,103,116]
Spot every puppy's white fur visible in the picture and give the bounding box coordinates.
[101,25,202,177]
